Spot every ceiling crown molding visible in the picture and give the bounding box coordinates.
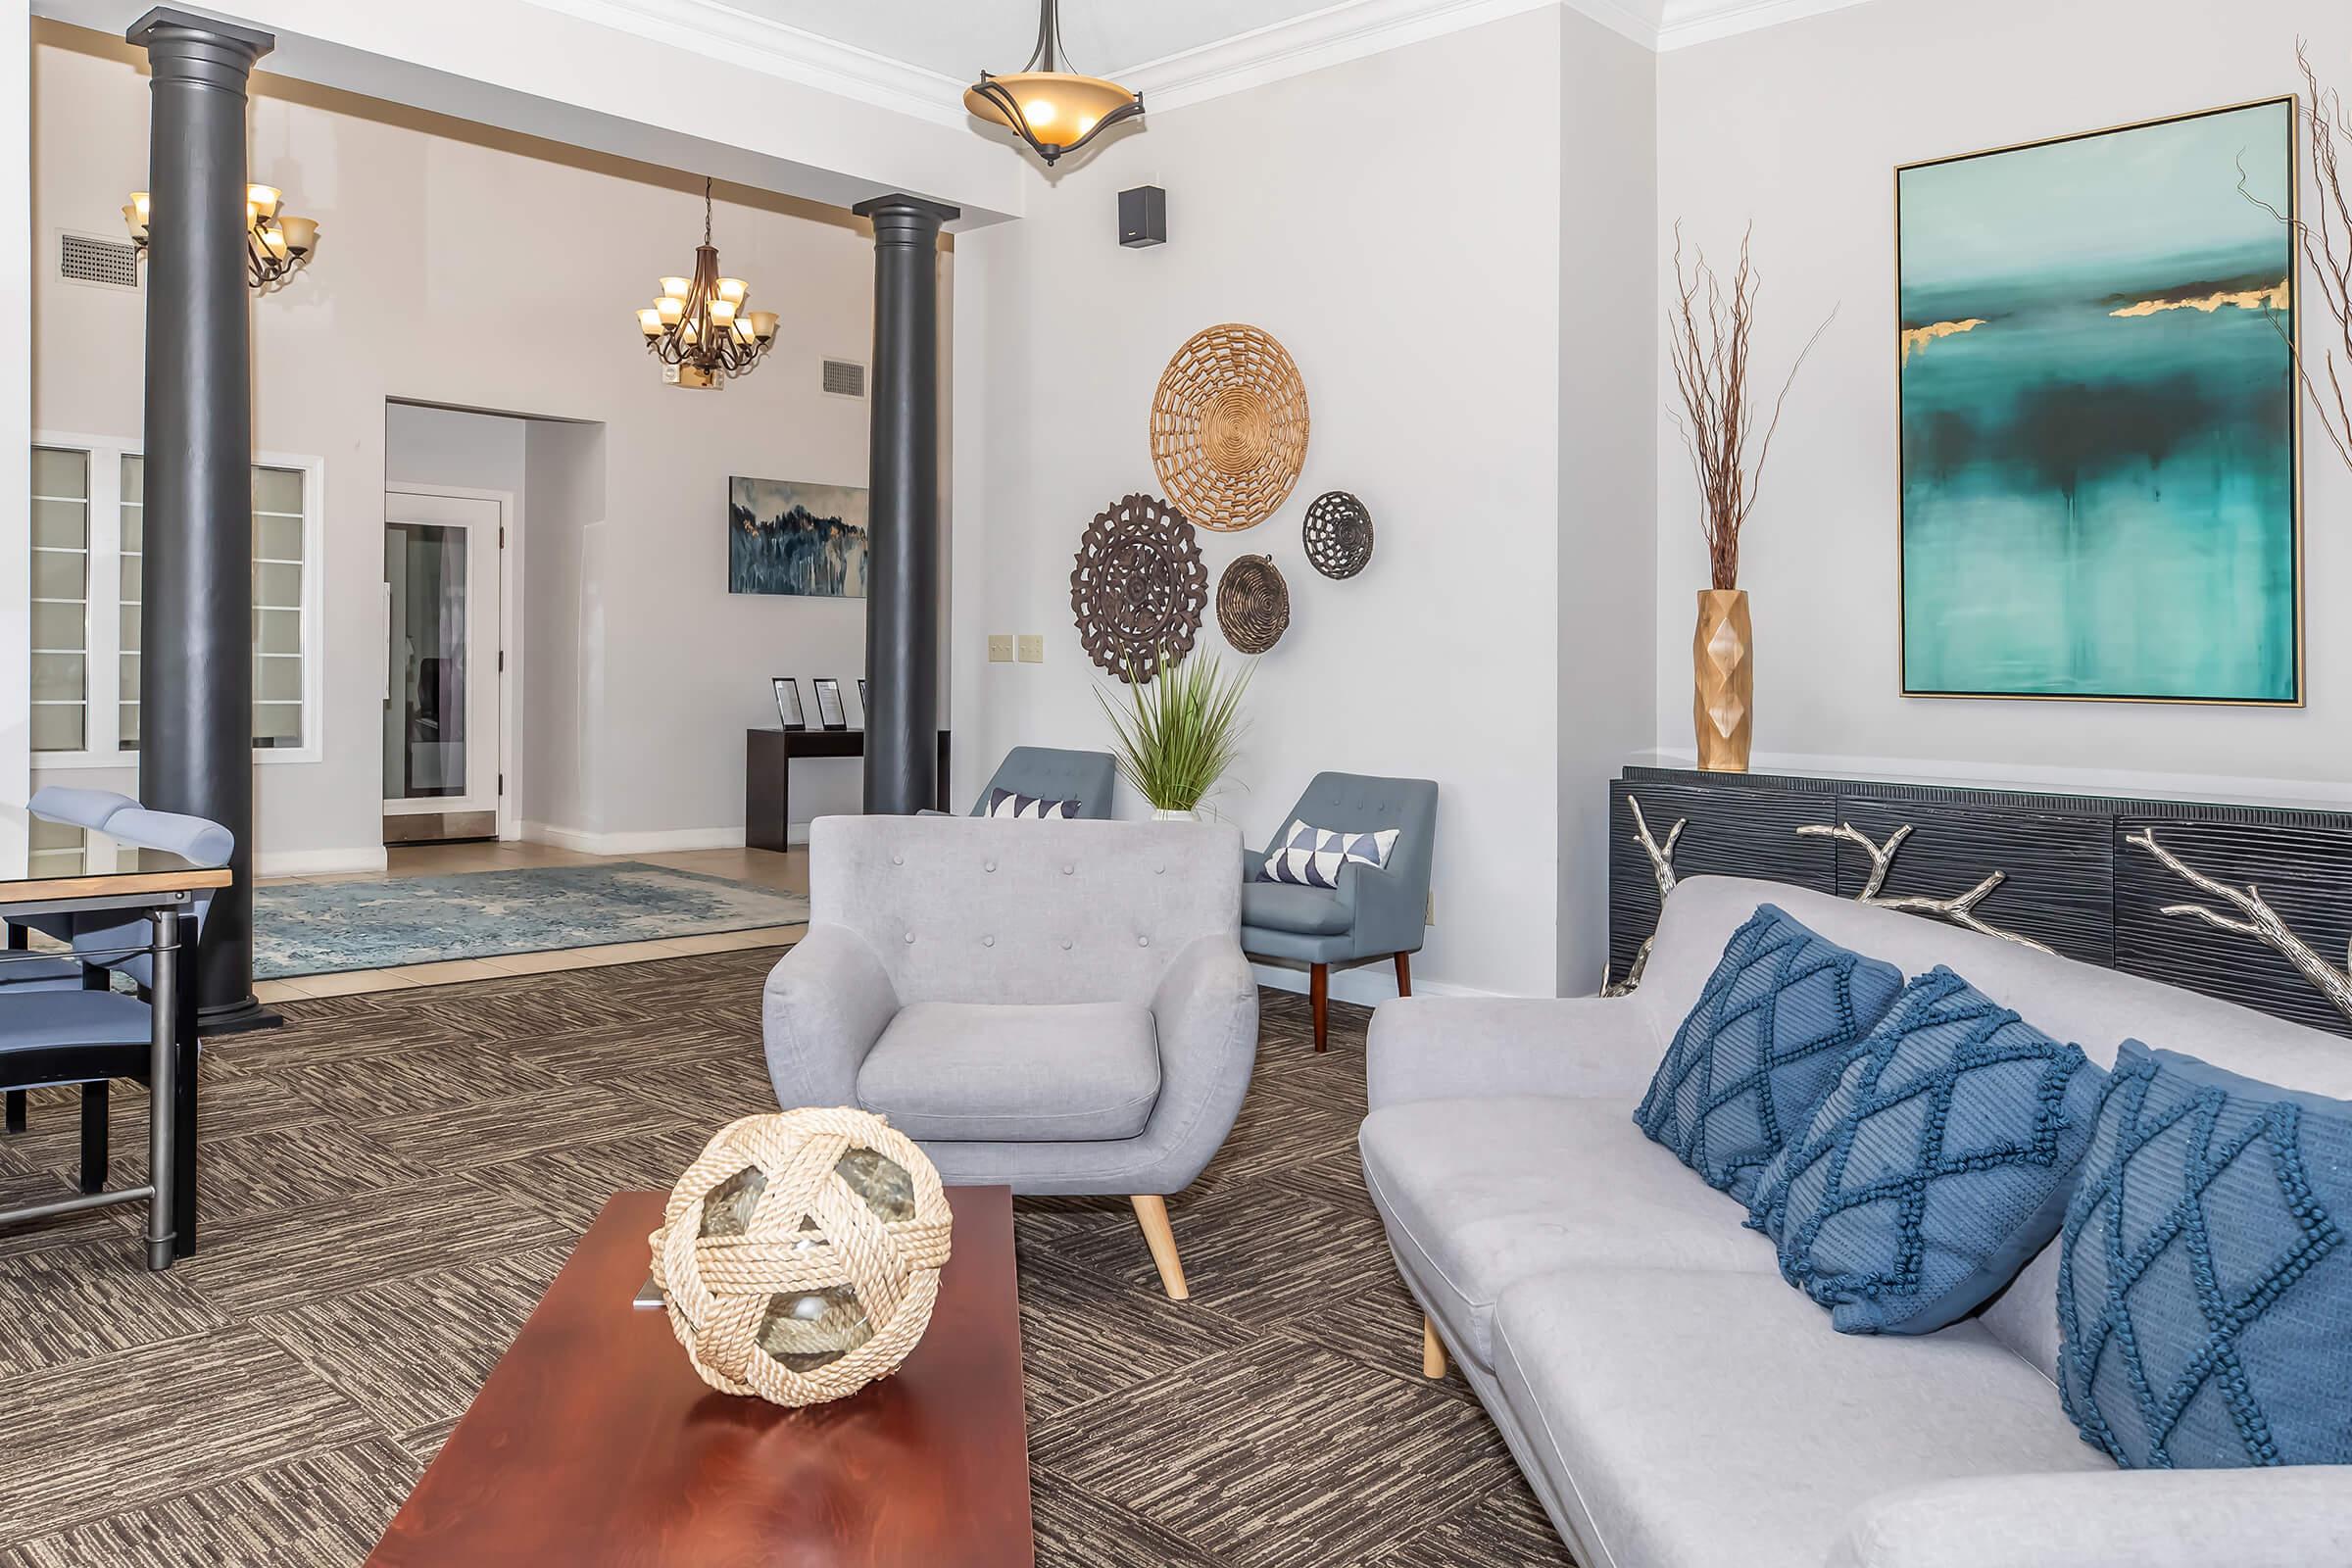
[1654,0,1879,50]
[1113,0,1639,113]
[529,0,1888,134]
[531,0,969,127]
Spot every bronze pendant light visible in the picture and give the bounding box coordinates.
[963,0,1144,168]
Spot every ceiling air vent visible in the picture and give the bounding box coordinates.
[822,359,866,399]
[61,231,141,291]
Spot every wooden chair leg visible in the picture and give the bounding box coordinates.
[1130,1195,1190,1300]
[78,1082,110,1194]
[3,1089,24,1135]
[1394,952,1412,997]
[1422,1314,1448,1379]
[1310,962,1329,1053]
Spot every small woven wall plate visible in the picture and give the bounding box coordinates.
[1070,492,1209,683]
[1217,554,1291,655]
[1301,491,1374,579]
[1150,323,1311,532]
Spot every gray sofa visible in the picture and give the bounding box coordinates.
[1362,874,2352,1568]
[764,813,1259,1298]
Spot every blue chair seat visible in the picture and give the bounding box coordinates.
[1242,880,1353,937]
[0,955,90,990]
[0,990,156,1050]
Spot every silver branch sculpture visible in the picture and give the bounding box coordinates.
[1796,822,2055,956]
[1601,797,1686,998]
[2126,828,2352,1026]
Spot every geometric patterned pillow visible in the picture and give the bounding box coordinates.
[1634,905,1905,1205]
[987,788,1081,820]
[1262,819,1398,889]
[2057,1041,2352,1469]
[1744,967,2105,1335]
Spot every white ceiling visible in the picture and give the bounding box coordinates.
[722,1,1361,80]
[549,0,1877,130]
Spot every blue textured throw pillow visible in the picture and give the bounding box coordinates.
[1634,905,1904,1203]
[2057,1042,2352,1469]
[1744,967,2104,1335]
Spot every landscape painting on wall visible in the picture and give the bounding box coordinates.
[728,476,868,597]
[1897,99,2300,704]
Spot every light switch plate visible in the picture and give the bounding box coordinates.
[988,634,1015,663]
[1016,634,1045,663]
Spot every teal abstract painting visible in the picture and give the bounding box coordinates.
[1898,100,2301,704]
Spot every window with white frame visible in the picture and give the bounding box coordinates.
[26,438,323,764]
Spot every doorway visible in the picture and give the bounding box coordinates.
[384,486,510,843]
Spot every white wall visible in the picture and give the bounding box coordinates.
[1653,0,2352,803]
[954,8,1591,1000]
[29,23,886,870]
[1558,13,1660,994]
[1,2,29,877]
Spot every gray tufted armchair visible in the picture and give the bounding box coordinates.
[763,814,1259,1298]
[1241,771,1439,1052]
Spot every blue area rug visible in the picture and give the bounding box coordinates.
[253,861,811,978]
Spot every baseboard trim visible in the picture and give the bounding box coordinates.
[257,847,388,877]
[520,822,750,856]
[1250,960,1501,1007]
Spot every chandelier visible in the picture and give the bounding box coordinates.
[122,183,318,291]
[637,178,778,389]
[963,0,1144,168]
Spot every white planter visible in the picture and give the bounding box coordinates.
[1151,808,1200,822]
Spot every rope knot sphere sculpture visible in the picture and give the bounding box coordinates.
[650,1107,953,1407]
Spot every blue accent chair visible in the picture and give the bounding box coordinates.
[1240,772,1439,1052]
[923,747,1118,818]
[0,804,230,1249]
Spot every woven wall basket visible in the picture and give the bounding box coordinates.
[1217,554,1291,655]
[1070,492,1209,683]
[649,1107,953,1408]
[1150,323,1311,532]
[1301,491,1374,579]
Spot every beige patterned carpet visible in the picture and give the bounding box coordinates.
[0,951,1574,1566]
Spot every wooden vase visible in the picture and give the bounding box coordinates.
[1692,588,1752,773]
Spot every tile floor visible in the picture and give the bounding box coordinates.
[249,839,809,1002]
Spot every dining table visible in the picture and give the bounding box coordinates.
[0,832,228,1268]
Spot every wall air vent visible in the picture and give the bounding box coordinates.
[822,359,866,399]
[61,231,141,291]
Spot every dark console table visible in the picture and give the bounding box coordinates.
[746,728,953,851]
[1608,764,2352,1038]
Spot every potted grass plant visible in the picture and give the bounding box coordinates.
[1096,647,1251,819]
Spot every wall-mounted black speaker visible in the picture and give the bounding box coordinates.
[1118,185,1166,248]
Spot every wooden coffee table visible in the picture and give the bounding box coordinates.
[368,1185,1034,1566]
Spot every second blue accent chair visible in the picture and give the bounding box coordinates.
[965,747,1117,818]
[1240,771,1438,1052]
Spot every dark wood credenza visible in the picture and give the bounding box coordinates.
[1608,765,2352,1038]
[745,728,953,852]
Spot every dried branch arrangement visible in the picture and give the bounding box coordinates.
[2126,829,2352,1026]
[1668,223,1835,589]
[1796,823,2055,956]
[2246,45,2352,471]
[1601,797,1686,998]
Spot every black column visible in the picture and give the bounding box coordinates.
[128,9,274,1031]
[849,194,957,815]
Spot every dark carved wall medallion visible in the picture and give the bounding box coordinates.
[1301,490,1374,579]
[1070,492,1209,683]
